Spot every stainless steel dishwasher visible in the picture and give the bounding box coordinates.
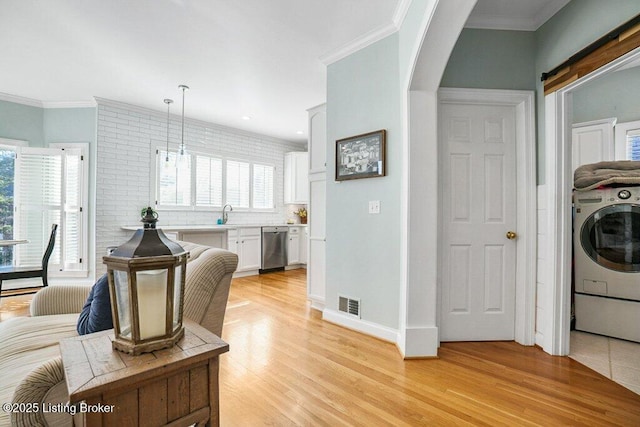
[261,226,288,272]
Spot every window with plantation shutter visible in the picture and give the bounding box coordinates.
[226,160,250,208]
[627,133,640,161]
[153,149,275,211]
[252,163,274,209]
[14,145,87,274]
[157,150,191,207]
[195,155,223,207]
[615,121,640,161]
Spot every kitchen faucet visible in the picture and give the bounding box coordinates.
[222,204,233,224]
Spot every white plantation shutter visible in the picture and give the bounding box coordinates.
[15,148,62,268]
[226,160,250,208]
[627,131,640,160]
[14,147,87,273]
[62,149,83,270]
[195,155,223,207]
[252,163,274,209]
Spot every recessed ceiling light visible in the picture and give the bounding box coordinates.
[241,116,251,120]
[296,131,304,135]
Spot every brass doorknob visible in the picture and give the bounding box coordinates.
[506,231,517,240]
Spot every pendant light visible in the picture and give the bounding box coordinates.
[163,98,173,169]
[176,84,189,170]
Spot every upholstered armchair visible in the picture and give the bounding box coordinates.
[0,243,237,426]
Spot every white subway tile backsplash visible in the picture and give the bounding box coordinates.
[95,98,305,274]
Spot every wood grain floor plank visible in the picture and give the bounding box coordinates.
[5,271,637,425]
[219,270,640,426]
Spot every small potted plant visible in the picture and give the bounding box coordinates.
[293,207,307,224]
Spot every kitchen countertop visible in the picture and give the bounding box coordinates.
[121,224,306,232]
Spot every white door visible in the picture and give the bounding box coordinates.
[440,103,517,341]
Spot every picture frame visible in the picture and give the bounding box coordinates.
[335,129,386,181]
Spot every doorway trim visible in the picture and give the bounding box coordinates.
[544,46,640,356]
[438,88,537,346]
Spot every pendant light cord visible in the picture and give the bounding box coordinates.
[178,85,189,155]
[163,98,173,163]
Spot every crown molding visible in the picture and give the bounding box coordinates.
[465,15,537,31]
[0,92,43,107]
[465,0,570,31]
[0,92,97,109]
[319,0,411,66]
[393,0,412,28]
[319,23,398,65]
[42,100,97,108]
[533,0,570,30]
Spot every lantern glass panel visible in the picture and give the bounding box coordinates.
[172,265,183,332]
[136,269,168,340]
[114,270,132,339]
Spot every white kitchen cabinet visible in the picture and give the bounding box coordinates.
[309,105,327,173]
[300,226,308,264]
[287,227,301,265]
[227,227,261,275]
[284,151,309,204]
[306,104,326,310]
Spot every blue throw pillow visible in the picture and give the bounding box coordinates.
[77,274,114,335]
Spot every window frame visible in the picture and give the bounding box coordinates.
[152,147,276,212]
[615,120,640,160]
[252,162,276,210]
[10,141,89,277]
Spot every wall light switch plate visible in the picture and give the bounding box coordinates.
[368,200,380,214]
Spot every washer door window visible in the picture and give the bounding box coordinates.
[581,203,640,272]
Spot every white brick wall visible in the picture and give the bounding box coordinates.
[96,98,304,274]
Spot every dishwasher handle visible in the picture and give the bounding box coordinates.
[262,226,287,233]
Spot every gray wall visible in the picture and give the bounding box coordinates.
[535,0,640,182]
[0,100,45,145]
[436,2,640,183]
[326,34,402,329]
[441,29,536,90]
[572,66,640,125]
[0,100,96,146]
[0,100,98,279]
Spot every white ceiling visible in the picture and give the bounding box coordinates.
[0,0,569,144]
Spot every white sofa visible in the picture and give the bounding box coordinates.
[0,243,237,426]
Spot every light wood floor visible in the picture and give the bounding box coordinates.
[220,269,640,426]
[2,270,639,425]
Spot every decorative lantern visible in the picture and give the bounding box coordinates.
[103,207,188,355]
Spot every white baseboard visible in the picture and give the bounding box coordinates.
[322,308,399,343]
[232,270,259,278]
[309,300,325,312]
[535,332,544,347]
[400,326,439,358]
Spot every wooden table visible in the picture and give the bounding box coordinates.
[60,320,229,426]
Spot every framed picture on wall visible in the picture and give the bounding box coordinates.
[335,129,386,181]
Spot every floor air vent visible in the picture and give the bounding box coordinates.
[338,295,360,318]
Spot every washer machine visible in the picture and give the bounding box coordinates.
[574,186,640,342]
